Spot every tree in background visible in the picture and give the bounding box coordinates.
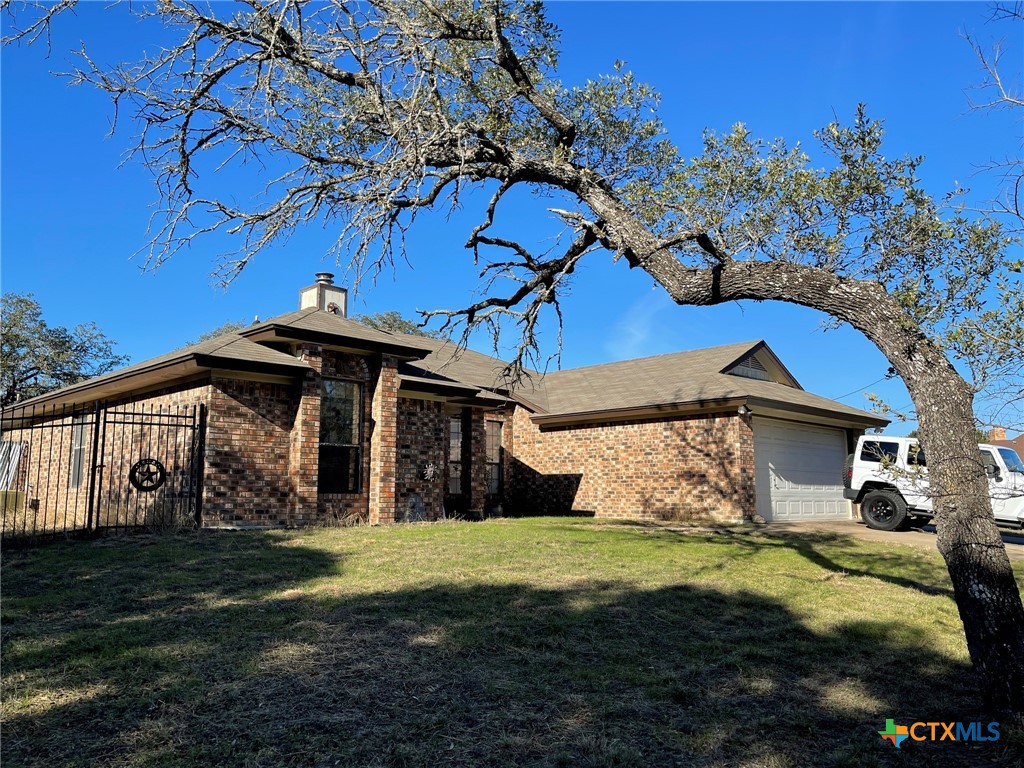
[5,1,1023,718]
[355,310,442,338]
[1,292,128,406]
[185,320,250,347]
[184,312,440,346]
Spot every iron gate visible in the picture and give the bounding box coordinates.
[0,401,206,545]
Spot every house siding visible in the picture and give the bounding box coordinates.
[508,406,755,522]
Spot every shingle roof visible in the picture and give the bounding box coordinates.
[402,337,882,426]
[3,332,310,411]
[532,341,883,424]
[4,303,885,429]
[241,308,433,357]
[404,338,549,410]
[538,342,758,414]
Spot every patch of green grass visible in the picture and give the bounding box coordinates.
[2,518,1021,767]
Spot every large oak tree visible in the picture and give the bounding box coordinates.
[6,0,1023,719]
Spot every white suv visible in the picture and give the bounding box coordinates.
[843,435,1024,531]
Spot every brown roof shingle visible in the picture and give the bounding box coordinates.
[241,308,433,357]
[4,303,886,430]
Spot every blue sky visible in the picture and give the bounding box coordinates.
[2,1,1020,432]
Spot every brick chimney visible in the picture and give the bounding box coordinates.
[298,272,348,316]
[988,427,1007,443]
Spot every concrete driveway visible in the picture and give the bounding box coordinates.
[765,519,1024,563]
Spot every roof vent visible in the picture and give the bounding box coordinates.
[729,355,771,382]
[299,273,348,316]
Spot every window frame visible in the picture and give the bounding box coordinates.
[447,413,464,497]
[70,414,89,489]
[485,420,503,497]
[318,378,364,494]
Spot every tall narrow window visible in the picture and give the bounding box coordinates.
[70,415,89,489]
[485,420,503,497]
[448,415,463,496]
[319,380,362,493]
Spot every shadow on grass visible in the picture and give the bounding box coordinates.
[576,521,959,599]
[2,531,1019,768]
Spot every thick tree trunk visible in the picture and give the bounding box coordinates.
[675,263,1024,720]
[577,185,1024,720]
[902,364,1024,723]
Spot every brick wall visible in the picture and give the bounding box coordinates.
[395,397,447,521]
[206,377,297,527]
[2,406,96,537]
[368,355,399,524]
[508,406,755,522]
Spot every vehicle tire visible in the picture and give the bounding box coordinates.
[843,454,854,489]
[860,490,908,531]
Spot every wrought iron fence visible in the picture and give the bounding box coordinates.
[1,401,206,546]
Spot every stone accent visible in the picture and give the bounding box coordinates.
[395,397,447,521]
[508,406,755,522]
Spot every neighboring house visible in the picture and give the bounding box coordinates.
[988,428,1024,456]
[0,275,887,534]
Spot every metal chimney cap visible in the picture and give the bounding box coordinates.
[314,272,335,285]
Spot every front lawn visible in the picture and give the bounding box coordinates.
[2,518,1021,767]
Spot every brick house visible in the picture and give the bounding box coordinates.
[987,427,1024,456]
[1,275,887,531]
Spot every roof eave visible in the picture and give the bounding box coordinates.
[2,353,310,415]
[240,324,431,360]
[530,397,747,428]
[2,357,205,413]
[744,396,889,429]
[193,353,311,377]
[397,375,481,398]
[530,394,888,430]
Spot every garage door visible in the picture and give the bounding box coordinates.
[753,418,851,521]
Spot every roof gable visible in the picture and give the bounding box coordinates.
[529,340,883,428]
[721,342,801,388]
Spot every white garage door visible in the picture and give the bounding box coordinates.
[753,418,851,521]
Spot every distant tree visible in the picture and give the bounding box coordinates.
[355,311,442,338]
[1,292,128,406]
[184,319,250,347]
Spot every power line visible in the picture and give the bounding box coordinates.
[830,375,891,401]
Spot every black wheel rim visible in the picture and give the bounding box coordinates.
[868,499,894,523]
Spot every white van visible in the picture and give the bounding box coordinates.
[843,435,1024,531]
